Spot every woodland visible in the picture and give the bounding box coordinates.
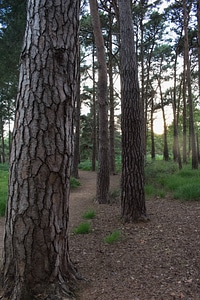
[0,0,200,299]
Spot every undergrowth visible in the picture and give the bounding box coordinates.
[1,160,200,218]
[73,222,91,234]
[0,163,8,216]
[145,161,200,201]
[82,209,96,219]
[104,230,122,244]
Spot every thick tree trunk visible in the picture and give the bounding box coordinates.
[89,0,110,203]
[1,1,80,299]
[119,0,147,222]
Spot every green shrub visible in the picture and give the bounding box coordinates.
[73,222,91,234]
[163,175,186,191]
[145,184,155,197]
[104,230,122,244]
[145,160,178,185]
[0,164,9,216]
[79,160,93,171]
[82,209,96,219]
[174,183,200,201]
[70,177,81,189]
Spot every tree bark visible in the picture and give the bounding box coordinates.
[1,1,80,299]
[197,0,200,99]
[150,98,155,160]
[119,0,147,222]
[72,48,81,179]
[89,0,110,203]
[172,51,182,169]
[183,0,198,169]
[92,45,97,172]
[108,6,116,174]
[157,78,169,161]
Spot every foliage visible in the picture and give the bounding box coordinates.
[104,230,122,244]
[79,159,94,171]
[163,167,200,201]
[70,177,81,189]
[145,161,200,201]
[82,209,96,219]
[0,163,8,216]
[73,222,91,234]
[145,160,178,185]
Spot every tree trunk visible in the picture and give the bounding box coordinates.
[92,45,97,172]
[171,49,182,169]
[72,48,81,179]
[183,0,198,169]
[157,79,169,161]
[119,0,147,223]
[89,0,110,203]
[150,98,155,160]
[197,0,200,99]
[108,7,116,175]
[0,117,5,163]
[1,1,80,299]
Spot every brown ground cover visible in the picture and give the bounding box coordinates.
[1,170,200,299]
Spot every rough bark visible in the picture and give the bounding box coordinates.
[119,0,147,222]
[1,1,80,299]
[89,0,110,203]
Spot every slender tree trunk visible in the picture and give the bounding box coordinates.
[92,45,97,172]
[182,58,187,163]
[157,79,169,161]
[108,9,116,174]
[171,81,182,169]
[89,0,110,203]
[2,1,80,299]
[0,117,5,163]
[72,48,81,179]
[119,0,147,223]
[183,0,198,169]
[139,0,147,156]
[197,0,200,99]
[150,98,155,160]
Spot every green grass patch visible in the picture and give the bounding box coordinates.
[104,230,122,244]
[145,184,156,197]
[0,163,9,216]
[145,162,200,201]
[79,160,93,171]
[73,222,91,234]
[174,183,200,201]
[70,177,81,189]
[82,209,96,219]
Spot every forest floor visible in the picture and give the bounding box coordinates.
[1,170,200,299]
